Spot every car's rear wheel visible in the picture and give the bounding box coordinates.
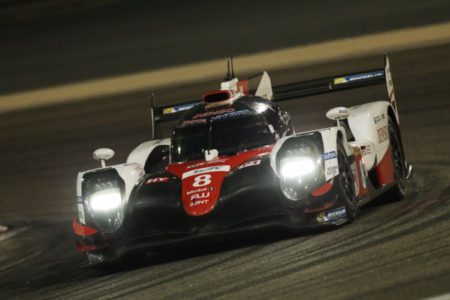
[387,117,407,201]
[336,139,358,222]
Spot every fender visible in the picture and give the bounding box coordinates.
[126,138,171,167]
[347,101,395,169]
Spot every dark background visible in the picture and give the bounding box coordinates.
[1,0,450,93]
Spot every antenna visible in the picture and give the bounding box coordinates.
[225,58,232,81]
[225,56,236,81]
[230,56,235,78]
[150,93,155,140]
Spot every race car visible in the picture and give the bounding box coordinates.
[73,54,412,267]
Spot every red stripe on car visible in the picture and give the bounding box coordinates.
[375,145,395,186]
[72,219,98,236]
[311,180,334,197]
[166,146,272,216]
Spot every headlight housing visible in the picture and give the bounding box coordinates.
[276,137,324,201]
[82,169,126,233]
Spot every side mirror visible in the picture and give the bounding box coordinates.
[204,149,219,162]
[93,148,115,167]
[326,107,350,122]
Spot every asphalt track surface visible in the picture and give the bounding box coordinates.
[0,41,449,299]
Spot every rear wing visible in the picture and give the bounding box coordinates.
[150,53,398,138]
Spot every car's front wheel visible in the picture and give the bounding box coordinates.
[336,139,358,222]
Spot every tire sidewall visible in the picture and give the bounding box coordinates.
[336,140,358,221]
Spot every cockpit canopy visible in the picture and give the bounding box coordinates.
[170,96,293,162]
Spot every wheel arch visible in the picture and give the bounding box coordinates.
[126,138,171,169]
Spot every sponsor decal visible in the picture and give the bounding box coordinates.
[187,158,228,169]
[187,187,214,196]
[316,206,347,223]
[377,126,389,143]
[326,165,338,177]
[182,165,230,179]
[163,103,198,115]
[193,108,235,119]
[77,203,85,224]
[190,199,209,207]
[333,70,384,85]
[373,115,381,124]
[238,159,261,169]
[180,118,207,127]
[190,191,210,201]
[325,206,347,221]
[184,174,216,208]
[323,151,337,160]
[145,177,170,184]
[187,162,204,169]
[210,109,252,122]
[187,108,252,124]
[373,113,385,124]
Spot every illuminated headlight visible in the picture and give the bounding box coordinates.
[89,188,122,212]
[280,157,315,179]
[82,169,126,233]
[276,137,324,201]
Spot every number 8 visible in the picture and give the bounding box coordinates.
[193,174,211,187]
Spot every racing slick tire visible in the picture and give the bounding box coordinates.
[386,116,407,201]
[336,138,358,223]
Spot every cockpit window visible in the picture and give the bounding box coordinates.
[171,113,275,162]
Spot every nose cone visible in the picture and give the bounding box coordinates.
[181,165,231,216]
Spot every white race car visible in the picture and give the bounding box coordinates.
[73,54,412,267]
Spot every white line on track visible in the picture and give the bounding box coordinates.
[1,21,450,113]
[0,226,25,243]
[425,292,450,300]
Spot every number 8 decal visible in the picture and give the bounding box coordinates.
[193,174,211,187]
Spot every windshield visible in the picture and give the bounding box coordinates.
[171,114,275,162]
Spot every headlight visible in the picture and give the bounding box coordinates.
[280,157,315,179]
[276,137,324,201]
[89,188,122,212]
[82,169,126,233]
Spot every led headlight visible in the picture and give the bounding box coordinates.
[276,137,324,201]
[82,169,126,233]
[280,157,315,179]
[89,188,122,212]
